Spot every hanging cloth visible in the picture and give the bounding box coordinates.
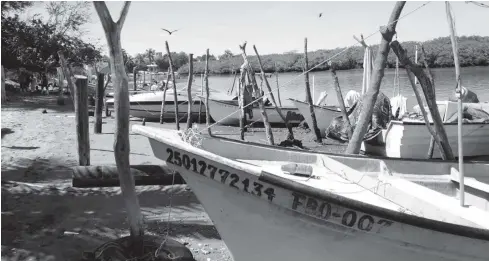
[361,46,373,95]
[390,57,407,118]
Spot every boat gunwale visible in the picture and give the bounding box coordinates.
[391,120,489,126]
[289,98,342,112]
[133,126,489,242]
[209,97,300,110]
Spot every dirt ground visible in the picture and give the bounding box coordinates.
[1,93,346,261]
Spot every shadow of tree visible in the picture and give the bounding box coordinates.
[1,180,220,261]
[2,146,40,150]
[1,157,77,183]
[1,128,14,139]
[2,93,76,114]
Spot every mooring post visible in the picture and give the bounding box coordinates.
[133,66,137,91]
[94,72,104,134]
[165,41,179,130]
[205,49,212,136]
[74,75,90,166]
[160,68,171,124]
[186,53,194,130]
[303,38,322,143]
[330,65,353,139]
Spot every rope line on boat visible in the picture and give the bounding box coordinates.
[200,1,432,133]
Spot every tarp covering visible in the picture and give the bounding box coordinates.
[449,86,479,103]
[326,92,392,142]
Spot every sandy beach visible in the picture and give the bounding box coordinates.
[1,93,345,261]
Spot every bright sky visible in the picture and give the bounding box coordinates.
[24,1,489,57]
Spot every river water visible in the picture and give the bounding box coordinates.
[199,66,489,109]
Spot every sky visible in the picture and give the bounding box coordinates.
[23,1,489,58]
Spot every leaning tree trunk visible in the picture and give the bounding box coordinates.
[346,1,406,154]
[391,40,454,160]
[93,1,144,245]
[253,45,294,140]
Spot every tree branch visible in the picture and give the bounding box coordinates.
[93,1,114,32]
[116,1,131,29]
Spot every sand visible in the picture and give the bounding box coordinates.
[1,93,346,261]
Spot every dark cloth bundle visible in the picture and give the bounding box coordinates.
[326,92,392,142]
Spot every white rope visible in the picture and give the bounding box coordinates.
[200,1,432,133]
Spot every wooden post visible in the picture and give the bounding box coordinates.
[94,72,104,134]
[1,65,6,103]
[346,2,405,154]
[133,66,137,91]
[165,41,179,130]
[159,68,171,124]
[445,1,464,206]
[186,53,194,130]
[239,42,274,145]
[238,69,247,140]
[93,1,145,244]
[330,65,353,139]
[274,63,282,107]
[198,73,203,123]
[74,76,90,165]
[415,44,419,85]
[312,75,315,104]
[253,45,294,140]
[420,44,437,159]
[303,38,322,142]
[205,49,212,136]
[391,40,454,160]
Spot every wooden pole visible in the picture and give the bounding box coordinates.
[274,63,282,107]
[239,42,274,145]
[186,53,194,130]
[238,69,247,140]
[445,1,464,206]
[303,38,322,142]
[159,68,171,124]
[419,44,437,159]
[93,1,145,243]
[198,73,203,123]
[312,75,315,104]
[330,65,353,139]
[133,67,137,91]
[415,44,419,85]
[205,49,212,136]
[74,76,90,165]
[165,41,179,130]
[94,72,104,134]
[391,40,454,160]
[346,1,405,154]
[253,45,294,140]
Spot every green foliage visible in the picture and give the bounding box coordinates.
[176,36,489,75]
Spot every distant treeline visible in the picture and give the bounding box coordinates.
[177,36,489,75]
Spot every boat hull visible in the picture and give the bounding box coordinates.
[290,98,341,137]
[208,99,304,125]
[138,129,489,261]
[385,121,489,159]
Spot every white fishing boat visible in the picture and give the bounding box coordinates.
[207,98,304,125]
[290,98,341,137]
[106,87,232,120]
[134,125,489,261]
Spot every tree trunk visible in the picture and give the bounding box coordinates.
[238,68,247,140]
[346,1,406,154]
[94,72,104,134]
[165,41,179,130]
[74,76,90,165]
[330,66,353,139]
[253,45,294,140]
[1,65,6,103]
[205,49,212,136]
[58,52,76,104]
[420,44,437,159]
[186,54,194,130]
[159,68,171,124]
[93,1,144,243]
[239,42,274,145]
[303,38,322,143]
[391,40,454,160]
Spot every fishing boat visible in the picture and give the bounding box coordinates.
[134,125,489,261]
[290,98,341,136]
[105,87,232,120]
[368,101,489,159]
[207,98,304,125]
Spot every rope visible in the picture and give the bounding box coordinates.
[200,1,432,133]
[466,1,489,8]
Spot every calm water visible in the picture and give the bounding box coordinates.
[201,66,489,109]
